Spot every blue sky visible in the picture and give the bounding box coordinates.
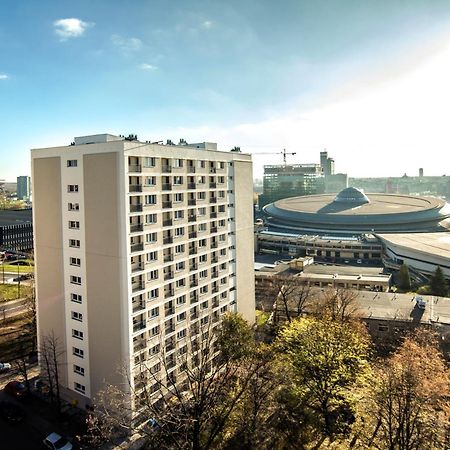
[2,0,450,180]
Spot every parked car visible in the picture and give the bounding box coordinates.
[13,274,30,282]
[0,362,12,372]
[4,380,28,398]
[415,296,427,310]
[43,432,73,450]
[0,401,25,423]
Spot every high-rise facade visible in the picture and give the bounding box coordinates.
[17,175,31,200]
[31,134,255,408]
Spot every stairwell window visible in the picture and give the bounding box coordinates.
[67,160,78,167]
[74,382,85,394]
[74,365,85,376]
[70,275,81,285]
[71,293,82,303]
[71,311,83,322]
[68,185,79,193]
[68,203,79,211]
[69,239,80,248]
[72,329,84,340]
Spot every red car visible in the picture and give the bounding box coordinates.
[4,381,28,398]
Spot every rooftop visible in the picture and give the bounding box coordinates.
[0,209,33,227]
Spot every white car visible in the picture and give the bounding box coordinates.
[0,362,12,372]
[43,433,73,450]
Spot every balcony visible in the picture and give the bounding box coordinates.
[188,247,197,255]
[162,165,172,173]
[210,197,217,203]
[212,271,219,279]
[210,168,217,174]
[210,212,217,219]
[189,263,198,271]
[187,166,196,173]
[162,183,172,191]
[131,243,144,253]
[188,183,196,189]
[188,199,196,206]
[165,341,175,352]
[209,183,216,189]
[165,289,174,299]
[211,256,218,263]
[162,201,172,209]
[190,293,198,303]
[211,241,218,249]
[190,280,198,288]
[165,324,175,334]
[164,272,174,281]
[129,164,142,173]
[132,263,144,273]
[163,254,174,263]
[133,321,146,333]
[163,236,173,245]
[210,227,217,233]
[132,302,145,313]
[188,215,197,223]
[129,185,143,193]
[190,312,199,320]
[130,224,144,233]
[165,307,175,317]
[133,341,146,353]
[130,204,143,213]
[188,231,197,239]
[212,286,219,293]
[163,219,173,227]
[132,282,145,293]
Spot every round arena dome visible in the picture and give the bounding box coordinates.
[263,188,450,235]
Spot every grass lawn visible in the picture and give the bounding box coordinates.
[0,284,32,301]
[0,312,34,361]
[0,261,34,274]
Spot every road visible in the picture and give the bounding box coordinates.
[0,298,28,319]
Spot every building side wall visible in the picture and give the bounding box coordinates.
[233,160,256,324]
[32,157,68,387]
[83,152,128,397]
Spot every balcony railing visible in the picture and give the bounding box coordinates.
[164,272,174,281]
[163,254,174,262]
[130,204,143,213]
[190,293,198,303]
[162,183,172,191]
[212,286,219,293]
[188,183,196,189]
[210,197,217,203]
[190,280,198,288]
[165,324,175,334]
[130,224,144,233]
[165,289,174,299]
[210,227,217,233]
[129,185,143,192]
[133,341,146,353]
[188,215,197,223]
[190,263,198,271]
[131,243,144,253]
[210,168,217,174]
[132,303,145,313]
[211,256,218,263]
[165,308,175,317]
[211,241,218,249]
[162,165,172,173]
[132,283,145,293]
[188,247,197,255]
[188,199,196,206]
[128,164,142,173]
[210,212,217,219]
[132,263,144,273]
[163,236,173,245]
[188,232,197,239]
[209,183,216,188]
[187,166,196,173]
[163,219,173,227]
[133,321,146,333]
[162,201,172,209]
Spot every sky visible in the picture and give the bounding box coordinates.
[2,0,450,181]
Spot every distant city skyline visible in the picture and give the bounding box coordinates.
[2,0,450,181]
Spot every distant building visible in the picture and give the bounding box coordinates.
[17,176,31,200]
[0,209,33,251]
[320,151,334,177]
[259,164,324,208]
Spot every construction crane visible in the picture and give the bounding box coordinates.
[252,148,296,165]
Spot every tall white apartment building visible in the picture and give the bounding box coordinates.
[31,134,255,407]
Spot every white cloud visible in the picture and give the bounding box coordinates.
[138,63,158,71]
[0,74,8,80]
[54,18,94,40]
[202,20,214,29]
[111,34,142,52]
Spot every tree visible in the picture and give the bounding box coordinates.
[277,317,371,442]
[311,288,360,324]
[364,329,450,449]
[430,266,448,297]
[398,264,411,291]
[90,314,266,450]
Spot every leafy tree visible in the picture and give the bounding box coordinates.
[277,317,371,442]
[430,266,448,297]
[364,329,450,449]
[398,263,411,291]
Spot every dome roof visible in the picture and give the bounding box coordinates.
[333,187,370,204]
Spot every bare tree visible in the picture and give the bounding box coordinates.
[312,288,360,323]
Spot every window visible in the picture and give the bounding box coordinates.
[70,275,81,285]
[145,214,157,224]
[174,193,183,203]
[69,239,80,248]
[198,160,206,168]
[69,221,80,229]
[150,325,160,336]
[67,160,78,167]
[175,227,184,237]
[68,185,79,193]
[220,277,227,285]
[175,261,185,271]
[220,248,227,256]
[176,278,185,289]
[145,195,157,205]
[147,270,158,281]
[200,316,209,325]
[200,285,208,295]
[177,312,186,322]
[72,329,84,340]
[219,219,226,227]
[174,210,184,220]
[150,307,159,318]
[150,344,160,355]
[145,176,156,186]
[219,161,225,169]
[73,347,84,358]
[219,234,226,242]
[174,159,183,168]
[198,207,206,216]
[200,269,208,278]
[220,305,228,313]
[198,223,207,232]
[198,239,207,248]
[176,295,186,306]
[74,382,85,394]
[174,176,183,185]
[199,254,207,263]
[175,244,185,254]
[177,329,187,340]
[201,300,208,309]
[219,190,225,198]
[197,191,206,200]
[148,288,159,300]
[146,251,157,262]
[68,203,79,211]
[71,293,82,304]
[218,176,225,184]
[70,257,81,266]
[146,232,157,243]
[143,157,156,167]
[219,205,226,213]
[71,311,83,322]
[74,365,85,376]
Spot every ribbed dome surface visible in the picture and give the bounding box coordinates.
[334,187,370,204]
